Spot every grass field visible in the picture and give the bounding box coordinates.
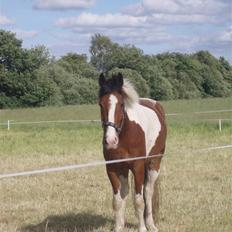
[1,97,232,122]
[0,97,232,232]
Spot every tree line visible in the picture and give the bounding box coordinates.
[0,30,231,108]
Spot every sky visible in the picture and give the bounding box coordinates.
[0,0,231,62]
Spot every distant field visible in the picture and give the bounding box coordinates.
[0,97,231,123]
[0,97,232,232]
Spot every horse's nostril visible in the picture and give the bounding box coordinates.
[114,137,119,144]
[105,136,118,146]
[104,138,108,145]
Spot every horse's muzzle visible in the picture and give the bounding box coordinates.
[104,136,119,149]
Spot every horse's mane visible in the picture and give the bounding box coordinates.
[122,79,139,108]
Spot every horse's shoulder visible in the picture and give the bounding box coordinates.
[139,98,165,120]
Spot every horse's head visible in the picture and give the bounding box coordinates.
[98,73,125,149]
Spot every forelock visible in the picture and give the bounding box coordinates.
[99,76,122,97]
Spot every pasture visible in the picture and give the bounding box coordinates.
[0,97,232,232]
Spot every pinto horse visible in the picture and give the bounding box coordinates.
[98,73,167,232]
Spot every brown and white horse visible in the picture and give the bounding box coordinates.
[98,73,167,232]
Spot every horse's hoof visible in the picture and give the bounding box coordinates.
[138,226,148,232]
[146,224,158,232]
[113,226,124,232]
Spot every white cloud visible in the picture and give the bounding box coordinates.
[217,27,232,42]
[56,11,216,34]
[148,13,220,24]
[49,41,89,57]
[54,11,229,55]
[123,0,229,24]
[12,29,38,39]
[55,13,172,45]
[96,27,172,45]
[56,13,147,28]
[34,0,95,10]
[55,12,221,59]
[47,32,91,57]
[162,27,232,61]
[124,0,227,16]
[52,1,231,61]
[124,0,179,15]
[0,15,15,25]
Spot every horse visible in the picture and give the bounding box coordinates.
[98,73,167,232]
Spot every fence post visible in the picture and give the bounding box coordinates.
[218,119,222,132]
[7,120,10,131]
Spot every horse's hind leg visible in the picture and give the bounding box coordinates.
[144,159,160,232]
[107,166,129,232]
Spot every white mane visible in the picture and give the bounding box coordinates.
[122,79,139,108]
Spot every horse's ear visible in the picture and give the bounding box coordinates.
[117,72,124,88]
[99,73,106,86]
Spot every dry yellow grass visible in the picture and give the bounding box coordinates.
[0,123,231,232]
[0,98,232,232]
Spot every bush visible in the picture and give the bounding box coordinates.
[150,75,174,100]
[64,78,98,105]
[37,63,98,105]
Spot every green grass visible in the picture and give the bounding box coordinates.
[0,105,100,122]
[1,97,231,123]
[163,97,232,113]
[0,97,232,232]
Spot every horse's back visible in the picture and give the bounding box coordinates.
[139,98,166,122]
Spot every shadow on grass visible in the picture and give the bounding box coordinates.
[20,212,136,232]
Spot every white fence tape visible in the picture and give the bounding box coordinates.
[0,119,100,126]
[193,109,232,114]
[0,144,231,179]
[1,118,231,132]
[1,109,231,126]
[166,109,232,116]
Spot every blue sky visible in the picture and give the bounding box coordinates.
[0,0,231,62]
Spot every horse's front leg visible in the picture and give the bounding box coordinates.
[106,165,129,232]
[132,161,147,232]
[144,167,159,232]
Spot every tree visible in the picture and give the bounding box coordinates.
[193,51,232,97]
[63,78,98,105]
[0,70,60,108]
[58,53,98,79]
[37,63,98,105]
[0,30,23,72]
[26,45,51,69]
[0,30,57,108]
[1,29,232,108]
[90,34,117,72]
[150,75,174,100]
[90,34,145,73]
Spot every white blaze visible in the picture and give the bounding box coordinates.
[108,95,118,123]
[105,94,118,148]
